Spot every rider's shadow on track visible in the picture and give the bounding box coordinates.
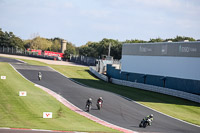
[130,125,141,128]
[91,108,99,110]
[84,108,99,112]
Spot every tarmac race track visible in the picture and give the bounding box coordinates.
[0,57,199,133]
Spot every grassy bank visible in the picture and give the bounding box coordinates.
[0,62,120,133]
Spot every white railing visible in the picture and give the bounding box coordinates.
[89,66,108,82]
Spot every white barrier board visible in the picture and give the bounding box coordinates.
[1,76,6,79]
[43,112,52,118]
[19,91,27,96]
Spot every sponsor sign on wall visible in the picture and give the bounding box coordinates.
[43,112,52,118]
[122,42,200,57]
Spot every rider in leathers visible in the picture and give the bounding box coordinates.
[38,72,42,80]
[143,114,153,125]
[85,98,92,109]
[97,97,103,106]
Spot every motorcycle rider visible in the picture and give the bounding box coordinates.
[85,98,92,109]
[38,72,42,80]
[97,97,103,106]
[143,114,153,126]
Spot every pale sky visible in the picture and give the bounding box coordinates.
[0,0,200,46]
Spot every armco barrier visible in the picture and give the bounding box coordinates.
[89,66,108,82]
[111,78,200,103]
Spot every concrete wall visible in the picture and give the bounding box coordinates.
[121,55,200,81]
[111,78,200,103]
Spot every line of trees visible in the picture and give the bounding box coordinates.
[24,37,63,52]
[0,28,24,49]
[0,28,197,60]
[0,28,78,59]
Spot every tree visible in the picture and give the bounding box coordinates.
[51,39,61,52]
[149,37,163,43]
[78,38,122,59]
[170,36,196,42]
[0,28,24,49]
[124,39,146,43]
[64,42,76,59]
[29,37,52,50]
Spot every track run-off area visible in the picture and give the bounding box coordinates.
[0,56,200,133]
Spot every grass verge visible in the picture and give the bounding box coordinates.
[0,62,120,133]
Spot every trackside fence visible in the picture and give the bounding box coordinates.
[0,47,61,60]
[70,55,96,66]
[89,66,108,82]
[89,66,200,103]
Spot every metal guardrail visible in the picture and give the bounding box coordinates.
[70,55,96,66]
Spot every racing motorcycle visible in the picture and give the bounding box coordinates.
[96,101,102,110]
[86,103,91,112]
[38,74,42,81]
[139,118,152,128]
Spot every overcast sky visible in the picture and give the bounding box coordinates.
[0,0,200,46]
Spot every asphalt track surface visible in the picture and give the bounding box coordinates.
[1,57,200,133]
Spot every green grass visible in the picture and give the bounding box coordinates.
[20,59,49,66]
[2,57,200,126]
[0,62,120,133]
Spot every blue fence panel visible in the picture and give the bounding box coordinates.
[166,77,200,95]
[107,64,121,79]
[107,64,200,94]
[145,75,164,87]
